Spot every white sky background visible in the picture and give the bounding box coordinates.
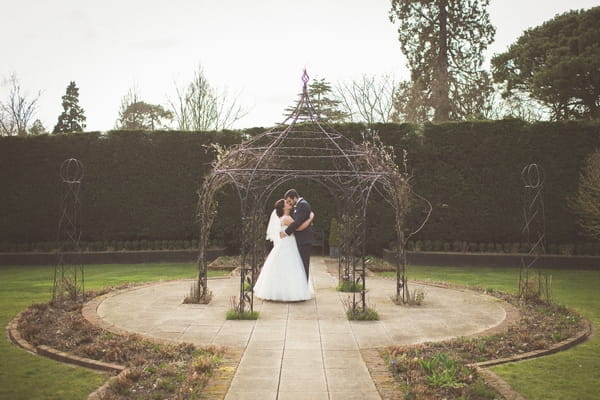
[2,0,599,131]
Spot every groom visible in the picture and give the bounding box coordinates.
[280,188,314,281]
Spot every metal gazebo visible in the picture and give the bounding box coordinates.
[193,71,415,313]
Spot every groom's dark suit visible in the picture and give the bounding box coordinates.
[285,197,313,281]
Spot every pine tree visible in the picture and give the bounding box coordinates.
[53,81,86,133]
[286,78,347,122]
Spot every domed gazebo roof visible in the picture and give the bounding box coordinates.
[207,70,394,206]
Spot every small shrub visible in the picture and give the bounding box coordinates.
[336,280,364,292]
[419,353,466,389]
[391,287,426,306]
[410,288,425,305]
[558,244,574,255]
[341,296,379,320]
[184,283,212,304]
[414,240,423,251]
[192,354,219,374]
[509,242,521,253]
[451,241,463,252]
[226,296,259,320]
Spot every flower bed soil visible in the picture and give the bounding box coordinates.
[16,288,224,400]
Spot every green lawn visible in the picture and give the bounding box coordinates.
[0,263,227,400]
[3,263,598,399]
[380,265,600,400]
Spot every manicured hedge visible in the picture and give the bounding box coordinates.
[0,130,242,245]
[1,120,598,254]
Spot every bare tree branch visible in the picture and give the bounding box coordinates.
[0,73,40,136]
[335,74,398,125]
[169,65,247,131]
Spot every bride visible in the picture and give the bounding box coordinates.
[253,198,314,301]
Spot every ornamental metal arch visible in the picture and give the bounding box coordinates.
[193,71,417,313]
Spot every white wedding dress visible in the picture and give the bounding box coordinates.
[253,216,313,301]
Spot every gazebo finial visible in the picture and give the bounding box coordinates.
[302,69,310,94]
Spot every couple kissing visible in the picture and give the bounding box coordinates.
[253,189,314,302]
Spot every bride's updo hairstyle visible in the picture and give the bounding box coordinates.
[274,198,285,217]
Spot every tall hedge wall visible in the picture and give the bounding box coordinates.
[0,130,242,246]
[1,120,598,253]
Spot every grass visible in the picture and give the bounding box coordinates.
[0,263,229,400]
[225,310,260,320]
[379,265,600,400]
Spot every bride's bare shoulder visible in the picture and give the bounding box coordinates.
[281,215,294,225]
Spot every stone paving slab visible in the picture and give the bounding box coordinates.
[91,256,510,399]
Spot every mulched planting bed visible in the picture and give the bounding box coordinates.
[383,290,586,399]
[16,288,224,400]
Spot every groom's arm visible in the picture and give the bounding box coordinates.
[285,201,311,235]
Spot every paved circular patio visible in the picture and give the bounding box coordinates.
[85,257,514,400]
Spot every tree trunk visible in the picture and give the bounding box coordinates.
[433,0,451,122]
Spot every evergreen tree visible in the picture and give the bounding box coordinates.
[492,7,600,120]
[28,119,47,135]
[53,81,86,133]
[286,78,347,122]
[389,0,495,122]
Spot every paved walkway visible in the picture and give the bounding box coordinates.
[90,257,510,399]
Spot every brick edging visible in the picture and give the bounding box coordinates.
[360,348,403,400]
[198,348,244,399]
[6,310,37,354]
[6,309,130,400]
[87,369,130,400]
[472,317,593,368]
[6,311,125,374]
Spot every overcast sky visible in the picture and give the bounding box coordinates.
[2,0,598,131]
